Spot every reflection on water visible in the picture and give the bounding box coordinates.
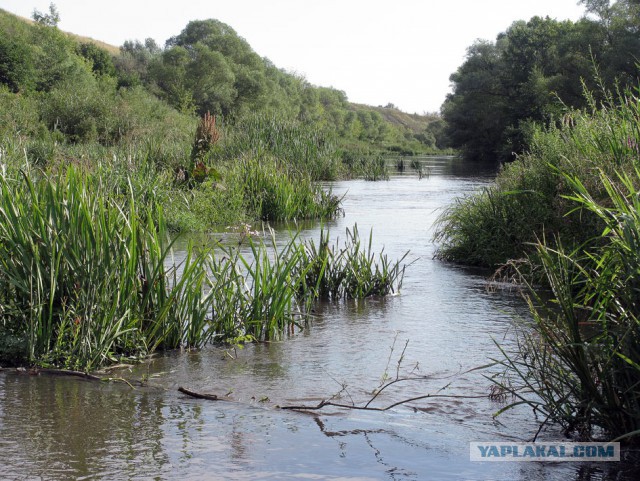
[1,157,637,480]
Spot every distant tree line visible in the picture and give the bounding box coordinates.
[0,7,447,153]
[118,19,447,150]
[443,0,640,162]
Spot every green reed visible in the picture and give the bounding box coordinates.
[0,165,405,370]
[300,225,407,300]
[238,155,342,222]
[341,150,390,181]
[434,86,640,269]
[215,114,341,181]
[492,169,640,442]
[0,167,216,370]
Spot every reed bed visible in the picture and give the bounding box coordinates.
[0,167,406,370]
[239,156,342,222]
[0,168,181,369]
[215,114,342,181]
[487,88,640,442]
[341,150,390,181]
[300,225,407,300]
[494,170,640,441]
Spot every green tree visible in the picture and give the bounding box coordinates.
[185,43,236,115]
[114,39,158,88]
[77,43,116,77]
[443,8,640,162]
[32,3,60,27]
[442,40,508,161]
[0,33,34,92]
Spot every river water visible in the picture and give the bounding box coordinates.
[0,157,635,480]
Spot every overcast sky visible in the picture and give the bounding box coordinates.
[0,0,588,113]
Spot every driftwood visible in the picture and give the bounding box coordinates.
[174,380,490,412]
[37,368,101,380]
[178,386,219,401]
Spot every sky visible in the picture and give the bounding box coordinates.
[0,0,588,113]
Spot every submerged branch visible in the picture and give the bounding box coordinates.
[278,393,489,412]
[178,386,219,401]
[13,367,102,381]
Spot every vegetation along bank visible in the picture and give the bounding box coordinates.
[436,0,640,443]
[0,5,419,370]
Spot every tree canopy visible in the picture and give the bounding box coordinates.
[443,1,640,162]
[0,8,447,154]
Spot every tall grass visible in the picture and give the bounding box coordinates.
[340,149,390,181]
[434,86,640,269]
[0,168,169,369]
[482,87,640,441]
[239,155,342,222]
[206,231,312,341]
[215,114,342,181]
[300,225,407,300]
[494,169,640,442]
[0,167,406,369]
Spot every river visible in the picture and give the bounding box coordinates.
[0,157,635,480]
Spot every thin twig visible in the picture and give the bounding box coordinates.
[279,393,489,412]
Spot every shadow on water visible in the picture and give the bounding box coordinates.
[1,157,639,480]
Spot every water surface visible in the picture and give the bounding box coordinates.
[1,157,635,480]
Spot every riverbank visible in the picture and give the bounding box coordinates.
[2,161,637,480]
[434,88,640,443]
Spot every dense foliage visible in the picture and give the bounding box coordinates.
[495,168,640,442]
[438,71,640,442]
[0,8,447,157]
[481,93,640,441]
[435,85,640,269]
[443,0,640,162]
[0,6,415,369]
[0,5,452,231]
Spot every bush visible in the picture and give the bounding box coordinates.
[435,87,640,269]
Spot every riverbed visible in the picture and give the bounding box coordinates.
[0,157,634,480]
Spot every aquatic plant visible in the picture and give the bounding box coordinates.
[0,168,162,369]
[300,225,407,300]
[339,148,389,181]
[215,114,342,181]
[434,86,640,269]
[239,155,342,222]
[209,231,311,341]
[0,166,404,370]
[410,158,428,179]
[493,169,640,442]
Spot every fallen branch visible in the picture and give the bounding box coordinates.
[278,393,490,412]
[178,386,219,401]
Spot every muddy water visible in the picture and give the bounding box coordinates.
[0,158,635,480]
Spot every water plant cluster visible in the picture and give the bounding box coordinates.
[494,168,640,442]
[0,167,405,371]
[436,86,640,441]
[435,86,640,270]
[0,7,417,373]
[301,226,406,300]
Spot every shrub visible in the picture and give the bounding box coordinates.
[435,87,640,269]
